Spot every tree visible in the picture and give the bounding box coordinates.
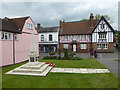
[80,14,114,24]
[81,19,89,21]
[57,48,61,60]
[95,14,113,23]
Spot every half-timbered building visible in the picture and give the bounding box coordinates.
[59,13,115,53]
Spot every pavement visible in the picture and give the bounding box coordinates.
[50,68,110,74]
[95,50,119,77]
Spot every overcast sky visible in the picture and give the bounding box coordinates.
[1,0,119,30]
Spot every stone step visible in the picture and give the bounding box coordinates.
[13,64,49,73]
[38,64,49,72]
[6,66,53,76]
[20,62,45,69]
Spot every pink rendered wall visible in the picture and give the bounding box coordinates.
[15,17,39,64]
[60,35,91,43]
[0,17,39,66]
[0,33,14,66]
[0,41,1,66]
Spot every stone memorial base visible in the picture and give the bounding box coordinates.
[5,62,54,76]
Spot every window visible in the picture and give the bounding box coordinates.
[27,23,33,29]
[41,35,44,41]
[100,23,105,30]
[81,35,86,40]
[73,36,76,40]
[1,32,4,40]
[14,34,17,40]
[49,34,52,41]
[1,32,11,40]
[97,44,102,49]
[80,44,86,49]
[103,44,108,49]
[64,36,68,41]
[63,44,68,49]
[99,33,106,39]
[8,33,11,40]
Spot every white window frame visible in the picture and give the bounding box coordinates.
[73,35,76,40]
[41,35,44,41]
[27,23,33,29]
[81,35,86,40]
[97,44,102,49]
[99,33,106,39]
[49,34,52,41]
[103,43,108,49]
[14,34,18,40]
[63,44,68,49]
[1,32,11,40]
[64,36,68,41]
[80,44,86,49]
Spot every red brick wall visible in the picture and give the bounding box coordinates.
[92,43,115,52]
[59,43,114,53]
[59,43,91,53]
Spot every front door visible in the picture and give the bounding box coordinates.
[73,44,77,52]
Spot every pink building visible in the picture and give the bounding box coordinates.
[0,16,39,67]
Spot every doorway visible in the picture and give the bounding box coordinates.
[72,44,77,52]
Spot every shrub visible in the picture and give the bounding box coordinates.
[64,49,69,58]
[69,51,76,57]
[49,51,56,56]
[43,56,57,59]
[70,57,82,60]
[61,57,82,60]
[57,48,61,60]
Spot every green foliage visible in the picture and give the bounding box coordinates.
[61,57,82,60]
[95,14,113,23]
[69,51,76,57]
[43,56,57,59]
[64,49,69,58]
[49,51,56,56]
[81,19,89,21]
[57,48,61,60]
[70,57,82,60]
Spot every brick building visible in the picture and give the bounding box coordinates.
[59,13,115,53]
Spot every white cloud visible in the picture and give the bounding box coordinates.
[1,1,119,29]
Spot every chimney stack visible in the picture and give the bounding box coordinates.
[37,23,41,29]
[4,17,9,21]
[89,13,94,27]
[59,20,63,29]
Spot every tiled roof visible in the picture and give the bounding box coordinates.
[0,16,29,33]
[59,20,98,35]
[37,26,59,33]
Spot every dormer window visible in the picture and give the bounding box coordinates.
[27,23,32,29]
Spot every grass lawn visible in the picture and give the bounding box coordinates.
[39,59,107,69]
[114,59,120,62]
[1,59,119,88]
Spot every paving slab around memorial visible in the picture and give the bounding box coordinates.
[50,68,110,74]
